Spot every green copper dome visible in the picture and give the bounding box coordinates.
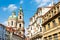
[9,11,17,19]
[12,11,16,15]
[19,5,23,12]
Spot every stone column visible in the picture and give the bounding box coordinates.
[55,18,59,26]
[50,22,53,28]
[52,9,54,16]
[56,6,58,14]
[45,37,48,40]
[42,26,44,33]
[58,32,60,40]
[46,25,48,31]
[47,37,49,40]
[42,36,44,40]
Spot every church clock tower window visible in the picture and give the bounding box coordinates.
[20,16,21,19]
[19,24,21,27]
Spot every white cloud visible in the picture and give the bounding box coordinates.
[35,0,41,4]
[37,0,51,7]
[8,4,17,11]
[20,0,23,4]
[30,0,51,7]
[30,0,41,4]
[38,2,47,7]
[3,7,7,11]
[42,0,50,3]
[48,3,53,6]
[3,4,17,11]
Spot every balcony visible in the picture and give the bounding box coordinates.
[30,32,42,39]
[42,11,60,26]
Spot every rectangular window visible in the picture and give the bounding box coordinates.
[54,34,58,40]
[11,21,13,26]
[49,36,52,40]
[48,23,50,29]
[52,20,57,27]
[40,18,42,24]
[40,27,42,32]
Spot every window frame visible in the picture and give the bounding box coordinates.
[48,23,50,29]
[11,21,13,26]
[20,16,21,19]
[19,24,21,27]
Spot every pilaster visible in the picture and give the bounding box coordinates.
[52,35,54,40]
[58,32,60,40]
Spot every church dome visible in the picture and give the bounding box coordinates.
[19,5,23,12]
[9,11,17,19]
[9,15,17,18]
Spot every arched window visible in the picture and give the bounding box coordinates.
[52,20,57,27]
[11,21,13,26]
[20,16,21,19]
[48,23,50,29]
[19,24,21,27]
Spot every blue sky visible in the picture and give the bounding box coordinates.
[0,0,59,28]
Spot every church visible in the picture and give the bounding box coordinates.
[7,5,25,40]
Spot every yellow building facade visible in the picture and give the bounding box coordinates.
[42,2,60,40]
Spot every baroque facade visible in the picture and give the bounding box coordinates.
[42,2,60,40]
[26,1,60,40]
[7,6,25,40]
[26,4,52,40]
[26,7,49,40]
[6,27,25,40]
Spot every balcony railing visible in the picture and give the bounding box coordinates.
[30,31,42,39]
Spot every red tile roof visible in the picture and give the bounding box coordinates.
[6,26,25,38]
